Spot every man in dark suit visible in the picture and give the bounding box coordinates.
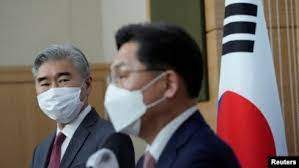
[30,44,133,168]
[104,23,240,168]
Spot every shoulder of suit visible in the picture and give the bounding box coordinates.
[33,131,55,152]
[181,129,239,167]
[183,125,235,158]
[93,117,115,134]
[88,108,115,134]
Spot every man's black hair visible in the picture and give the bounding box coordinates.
[115,22,203,98]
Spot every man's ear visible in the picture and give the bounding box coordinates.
[80,76,92,101]
[164,70,179,98]
[85,76,92,95]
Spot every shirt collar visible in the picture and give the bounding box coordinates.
[146,105,197,161]
[56,105,91,138]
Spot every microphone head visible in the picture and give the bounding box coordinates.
[101,133,135,168]
[86,148,119,168]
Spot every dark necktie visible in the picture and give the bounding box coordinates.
[48,132,66,168]
[143,151,156,168]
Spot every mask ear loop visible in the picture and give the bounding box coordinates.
[146,96,166,109]
[140,72,167,92]
[140,72,168,109]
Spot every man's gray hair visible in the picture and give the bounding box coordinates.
[32,44,90,78]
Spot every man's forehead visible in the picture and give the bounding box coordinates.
[36,71,71,80]
[111,60,129,70]
[111,55,146,71]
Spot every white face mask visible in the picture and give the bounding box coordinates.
[37,87,84,124]
[104,72,166,136]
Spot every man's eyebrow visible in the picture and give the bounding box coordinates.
[56,72,71,78]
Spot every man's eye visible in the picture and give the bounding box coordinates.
[118,71,130,78]
[119,75,127,79]
[59,79,70,83]
[40,83,49,87]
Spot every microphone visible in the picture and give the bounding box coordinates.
[86,148,119,168]
[86,133,135,168]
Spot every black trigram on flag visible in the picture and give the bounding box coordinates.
[222,3,258,55]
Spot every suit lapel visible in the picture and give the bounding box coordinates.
[136,155,144,168]
[156,111,206,168]
[60,109,98,168]
[156,138,177,168]
[39,132,55,168]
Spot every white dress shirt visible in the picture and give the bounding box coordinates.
[146,105,197,161]
[56,105,91,160]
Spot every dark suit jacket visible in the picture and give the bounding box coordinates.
[31,108,132,168]
[137,111,240,168]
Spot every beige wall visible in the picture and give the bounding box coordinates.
[0,0,103,65]
[0,0,147,66]
[100,0,148,60]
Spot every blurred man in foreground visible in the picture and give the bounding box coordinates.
[104,23,240,168]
